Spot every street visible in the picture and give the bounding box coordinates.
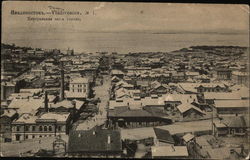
[76,75,110,130]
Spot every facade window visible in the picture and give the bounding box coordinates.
[58,126,61,131]
[72,89,74,92]
[16,126,20,131]
[32,135,35,139]
[25,126,29,131]
[239,128,243,133]
[25,135,28,139]
[49,126,52,131]
[231,129,235,135]
[44,126,47,131]
[39,126,43,131]
[32,126,36,131]
[39,135,42,138]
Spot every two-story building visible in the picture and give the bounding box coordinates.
[65,77,90,100]
[11,112,70,141]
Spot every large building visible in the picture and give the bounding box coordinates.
[232,71,249,86]
[65,77,90,100]
[213,100,249,115]
[11,112,71,141]
[68,126,122,158]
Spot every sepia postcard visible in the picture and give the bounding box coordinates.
[1,1,249,159]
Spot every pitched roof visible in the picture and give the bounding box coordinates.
[221,116,248,128]
[109,106,169,118]
[111,76,120,81]
[151,146,188,157]
[109,100,128,110]
[111,70,124,75]
[72,99,85,110]
[14,113,37,123]
[182,133,195,143]
[204,92,241,100]
[50,100,73,108]
[70,77,89,84]
[38,112,70,122]
[214,100,249,108]
[153,128,174,144]
[0,109,17,118]
[160,94,198,104]
[65,91,88,98]
[114,109,153,117]
[8,98,44,115]
[68,127,122,153]
[177,103,205,114]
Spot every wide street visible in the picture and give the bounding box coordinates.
[76,75,110,130]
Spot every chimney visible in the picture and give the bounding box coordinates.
[44,91,49,112]
[107,135,111,144]
[60,62,65,101]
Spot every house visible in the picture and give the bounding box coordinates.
[8,97,44,116]
[182,133,195,144]
[111,76,120,83]
[204,92,241,105]
[0,109,18,142]
[196,83,229,93]
[19,88,43,96]
[216,68,232,80]
[108,106,172,128]
[178,83,229,94]
[44,58,55,67]
[115,88,132,99]
[30,69,45,78]
[213,115,249,137]
[232,71,249,86]
[176,103,206,121]
[65,77,90,100]
[67,126,122,158]
[171,72,185,82]
[153,128,175,146]
[11,112,71,141]
[151,145,189,159]
[160,94,198,111]
[111,69,124,79]
[27,50,35,55]
[37,99,83,122]
[149,83,170,96]
[185,71,200,79]
[35,50,45,57]
[213,99,249,115]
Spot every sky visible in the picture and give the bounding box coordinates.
[2,1,249,34]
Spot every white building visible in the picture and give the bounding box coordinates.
[65,77,90,100]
